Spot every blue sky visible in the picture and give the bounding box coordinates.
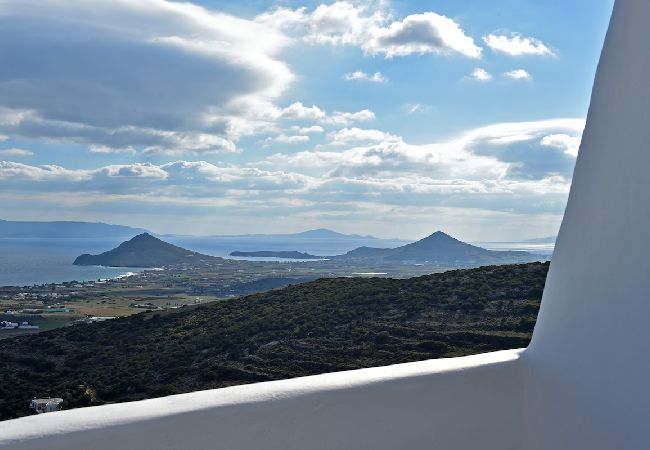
[0,0,614,240]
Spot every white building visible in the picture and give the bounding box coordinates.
[29,398,63,415]
[0,1,648,449]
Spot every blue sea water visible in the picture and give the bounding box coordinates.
[0,238,146,287]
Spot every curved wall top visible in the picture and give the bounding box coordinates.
[526,1,650,448]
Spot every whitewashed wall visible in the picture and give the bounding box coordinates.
[0,350,525,450]
[525,1,650,449]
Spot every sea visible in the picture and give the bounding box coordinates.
[0,236,554,287]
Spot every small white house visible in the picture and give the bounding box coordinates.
[30,398,63,414]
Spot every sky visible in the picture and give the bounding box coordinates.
[0,0,615,240]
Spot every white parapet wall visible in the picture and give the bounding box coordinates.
[525,1,650,448]
[0,350,525,450]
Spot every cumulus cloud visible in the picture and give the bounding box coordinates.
[268,118,584,184]
[326,127,401,145]
[0,148,33,157]
[540,134,582,157]
[279,102,327,121]
[470,68,492,81]
[0,160,315,197]
[0,119,584,237]
[503,69,532,80]
[276,102,374,126]
[0,161,168,183]
[366,12,482,58]
[0,0,292,153]
[483,33,553,56]
[322,109,376,126]
[343,71,388,83]
[291,125,325,134]
[258,2,481,58]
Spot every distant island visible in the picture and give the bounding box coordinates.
[230,251,322,259]
[0,219,147,238]
[232,231,536,264]
[207,228,381,240]
[334,231,533,264]
[521,236,557,244]
[73,233,221,267]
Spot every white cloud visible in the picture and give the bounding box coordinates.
[540,134,582,157]
[279,102,327,121]
[277,102,375,126]
[343,71,388,83]
[142,133,238,156]
[0,119,584,238]
[0,148,33,157]
[470,68,492,81]
[503,69,532,80]
[0,0,292,153]
[268,118,584,185]
[258,3,481,58]
[322,109,376,126]
[483,33,553,56]
[291,125,325,134]
[0,161,168,182]
[326,128,400,145]
[366,12,482,58]
[276,134,310,144]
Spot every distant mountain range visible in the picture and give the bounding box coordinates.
[0,219,147,238]
[1,219,398,244]
[203,228,386,241]
[73,233,220,267]
[230,231,537,265]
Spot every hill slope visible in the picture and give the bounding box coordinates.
[0,219,146,238]
[339,231,534,264]
[0,262,548,420]
[73,233,220,267]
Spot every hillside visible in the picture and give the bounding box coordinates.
[338,231,535,264]
[0,262,548,421]
[0,219,146,238]
[73,233,221,267]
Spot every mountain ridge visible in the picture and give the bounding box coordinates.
[0,219,147,238]
[73,233,221,267]
[335,231,534,264]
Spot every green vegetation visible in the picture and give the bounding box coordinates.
[0,262,548,421]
